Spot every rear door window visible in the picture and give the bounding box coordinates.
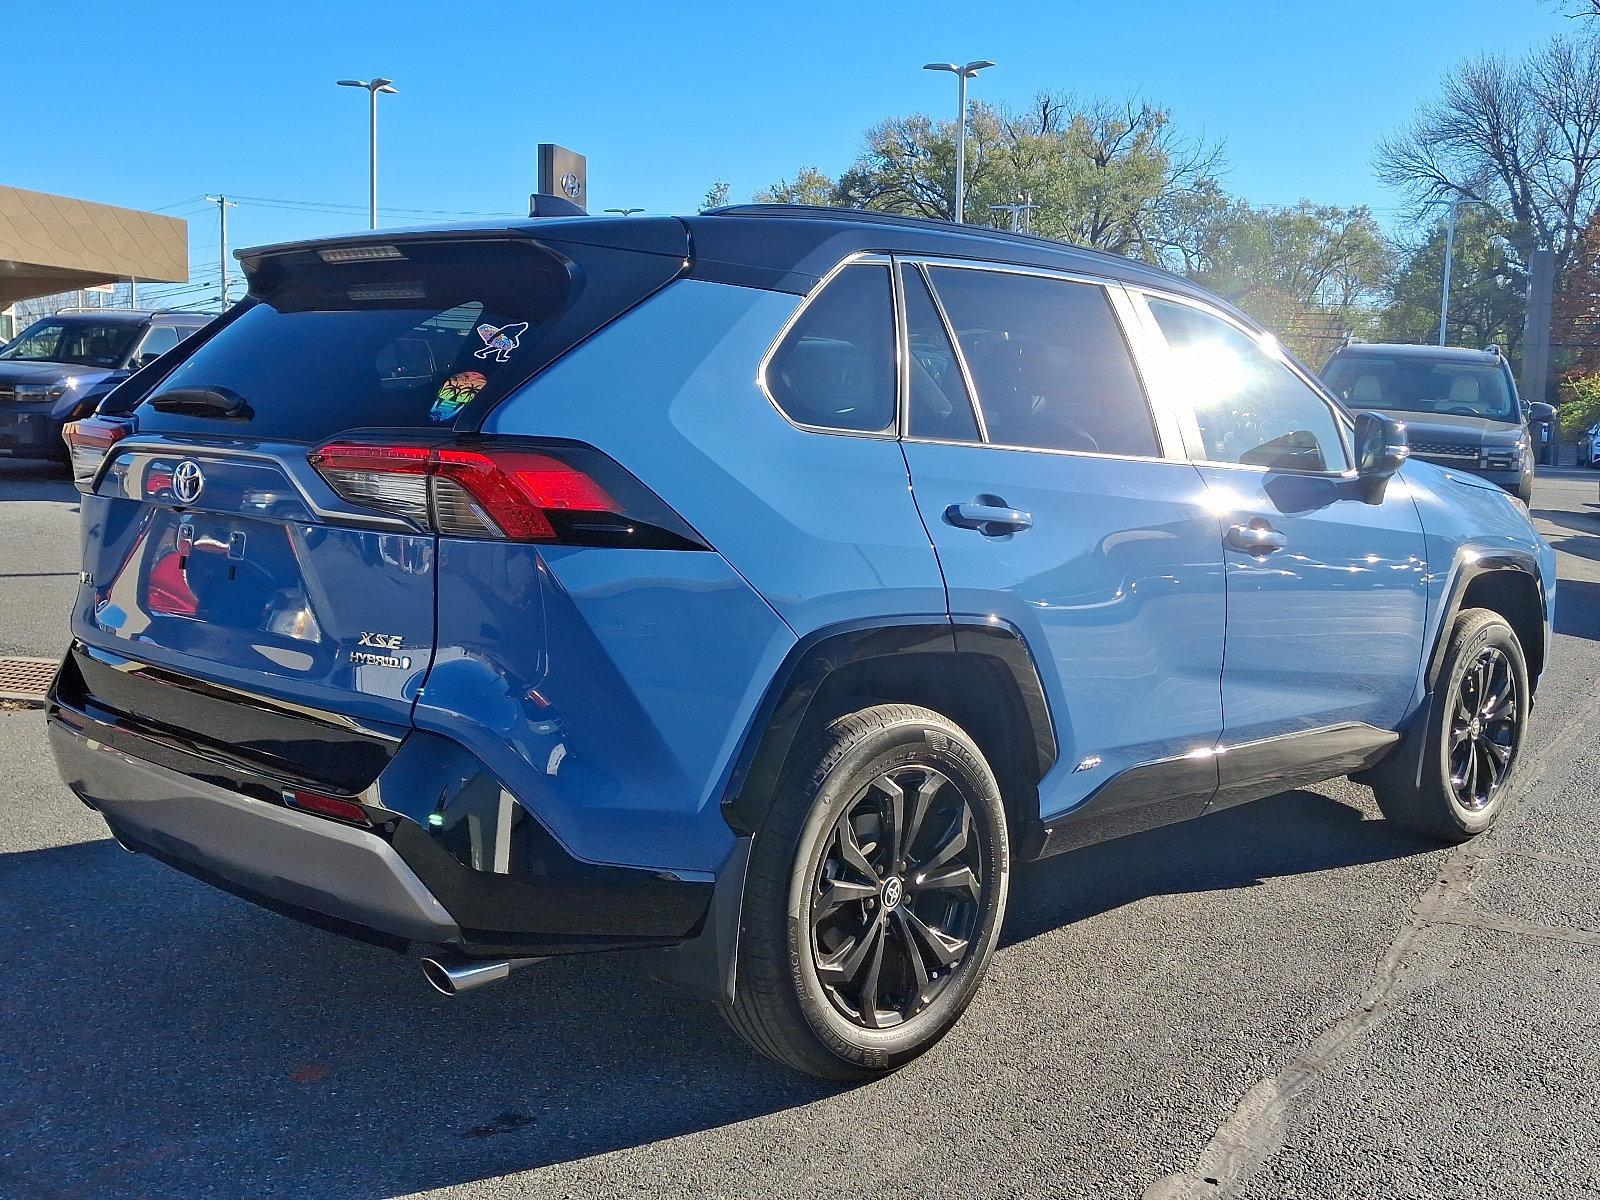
[764,264,896,433]
[925,267,1159,456]
[137,236,684,442]
[903,265,981,443]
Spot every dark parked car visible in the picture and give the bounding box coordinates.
[49,208,1554,1080]
[1320,341,1551,504]
[0,310,209,461]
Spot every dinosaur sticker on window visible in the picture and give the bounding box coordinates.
[474,321,529,363]
[431,370,488,421]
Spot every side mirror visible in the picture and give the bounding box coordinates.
[1527,402,1556,424]
[1354,411,1408,499]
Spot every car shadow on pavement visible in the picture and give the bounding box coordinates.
[1003,787,1434,949]
[1554,576,1600,640]
[0,787,1435,1199]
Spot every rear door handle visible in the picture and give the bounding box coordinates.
[946,497,1032,536]
[1224,520,1288,555]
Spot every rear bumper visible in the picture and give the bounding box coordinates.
[50,715,461,946]
[48,644,716,959]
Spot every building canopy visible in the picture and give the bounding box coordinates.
[0,185,187,309]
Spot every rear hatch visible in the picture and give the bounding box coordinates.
[70,224,689,745]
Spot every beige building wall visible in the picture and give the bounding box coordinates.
[0,185,188,309]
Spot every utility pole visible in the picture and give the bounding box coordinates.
[204,194,238,312]
[1521,247,1555,408]
[129,278,137,309]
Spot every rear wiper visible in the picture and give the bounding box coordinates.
[148,386,254,420]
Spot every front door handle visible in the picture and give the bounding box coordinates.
[946,496,1033,536]
[1224,519,1288,555]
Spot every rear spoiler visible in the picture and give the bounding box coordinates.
[236,219,690,277]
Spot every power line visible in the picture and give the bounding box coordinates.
[228,192,526,218]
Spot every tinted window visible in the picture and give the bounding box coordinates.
[0,319,139,367]
[132,323,182,369]
[136,237,684,442]
[903,266,980,442]
[926,268,1158,456]
[1322,353,1516,423]
[1149,298,1349,472]
[765,265,895,433]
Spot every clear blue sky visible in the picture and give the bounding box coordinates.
[3,0,1575,305]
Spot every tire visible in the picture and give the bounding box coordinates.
[1371,608,1529,842]
[722,703,1010,1081]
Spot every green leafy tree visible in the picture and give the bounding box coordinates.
[830,93,1223,256]
[754,168,839,206]
[1377,208,1527,360]
[1184,201,1393,362]
[1559,372,1600,437]
[701,181,731,211]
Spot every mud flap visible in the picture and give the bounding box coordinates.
[645,836,752,1007]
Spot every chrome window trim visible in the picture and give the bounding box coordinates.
[754,252,900,441]
[898,259,989,444]
[900,256,1174,462]
[1128,286,1358,478]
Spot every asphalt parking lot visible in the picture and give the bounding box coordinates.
[1,457,1597,1200]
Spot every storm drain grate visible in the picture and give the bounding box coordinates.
[0,657,57,703]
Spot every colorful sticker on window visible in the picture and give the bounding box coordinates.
[474,321,528,364]
[431,370,488,421]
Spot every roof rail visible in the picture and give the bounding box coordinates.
[702,202,1163,276]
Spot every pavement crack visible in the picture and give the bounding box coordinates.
[1144,684,1600,1200]
[1496,847,1600,871]
[1433,911,1600,949]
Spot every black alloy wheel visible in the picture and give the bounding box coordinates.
[808,764,987,1029]
[1448,644,1521,811]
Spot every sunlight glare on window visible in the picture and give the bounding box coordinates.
[1170,339,1249,412]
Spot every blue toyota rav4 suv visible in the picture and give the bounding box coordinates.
[48,206,1555,1080]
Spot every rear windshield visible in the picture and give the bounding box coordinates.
[1322,354,1517,423]
[1,318,140,367]
[136,236,683,442]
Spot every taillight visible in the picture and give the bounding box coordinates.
[63,418,130,490]
[308,440,706,550]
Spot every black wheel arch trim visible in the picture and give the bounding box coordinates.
[1424,548,1547,692]
[1353,548,1546,796]
[719,616,1058,838]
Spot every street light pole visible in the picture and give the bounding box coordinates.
[1431,196,1485,346]
[604,208,646,217]
[337,77,398,229]
[923,59,995,224]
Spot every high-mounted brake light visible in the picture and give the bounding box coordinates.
[318,244,405,263]
[307,440,705,550]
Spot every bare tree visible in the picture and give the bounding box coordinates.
[1376,34,1600,270]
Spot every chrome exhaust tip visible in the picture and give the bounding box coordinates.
[420,955,540,996]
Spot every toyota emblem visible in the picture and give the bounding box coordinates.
[172,459,205,504]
